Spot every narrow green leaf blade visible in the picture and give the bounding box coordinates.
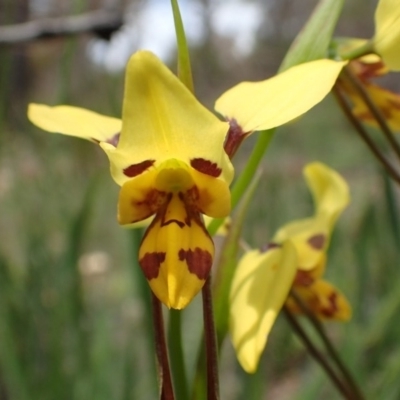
[171,0,194,92]
[280,0,345,71]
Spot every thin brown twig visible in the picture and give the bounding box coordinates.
[283,307,353,399]
[343,66,400,161]
[0,9,123,45]
[152,294,175,400]
[333,85,400,186]
[202,276,220,400]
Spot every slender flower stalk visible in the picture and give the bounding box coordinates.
[202,277,220,400]
[290,290,365,400]
[152,294,175,400]
[333,86,400,185]
[342,66,400,160]
[283,307,353,399]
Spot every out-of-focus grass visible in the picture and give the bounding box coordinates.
[1,10,400,400]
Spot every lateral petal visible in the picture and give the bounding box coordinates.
[28,104,121,145]
[215,59,346,133]
[287,280,352,321]
[229,242,297,373]
[190,169,231,218]
[118,169,165,225]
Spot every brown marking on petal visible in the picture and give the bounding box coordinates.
[132,189,168,222]
[162,219,185,228]
[182,186,201,216]
[178,248,212,279]
[191,158,222,177]
[307,234,326,250]
[123,160,155,177]
[294,270,314,287]
[260,242,281,253]
[139,252,166,280]
[320,291,338,318]
[353,60,386,81]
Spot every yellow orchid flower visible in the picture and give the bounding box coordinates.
[337,56,400,132]
[373,0,400,71]
[28,50,345,309]
[274,163,351,320]
[229,162,351,373]
[30,51,233,310]
[336,38,400,132]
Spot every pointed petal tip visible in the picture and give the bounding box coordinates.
[215,59,346,133]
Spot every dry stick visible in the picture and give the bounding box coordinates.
[290,291,365,400]
[0,9,123,45]
[333,86,400,186]
[283,307,353,399]
[343,66,400,160]
[152,294,175,400]
[202,276,220,400]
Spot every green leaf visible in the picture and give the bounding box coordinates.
[171,0,194,93]
[280,0,345,71]
[213,172,261,347]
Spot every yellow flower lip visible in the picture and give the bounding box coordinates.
[154,159,194,192]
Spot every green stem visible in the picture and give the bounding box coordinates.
[168,310,189,400]
[208,129,275,236]
[290,290,365,400]
[190,343,207,400]
[171,0,194,93]
[283,307,353,399]
[339,40,374,61]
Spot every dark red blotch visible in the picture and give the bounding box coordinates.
[307,234,326,250]
[139,252,166,279]
[178,248,212,279]
[190,158,222,177]
[124,160,155,177]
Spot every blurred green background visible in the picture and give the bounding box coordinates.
[1,0,400,399]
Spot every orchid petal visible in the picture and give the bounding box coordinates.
[139,194,214,309]
[304,162,350,227]
[346,82,400,132]
[215,59,346,133]
[113,51,233,186]
[374,0,400,70]
[28,104,121,145]
[274,163,349,270]
[229,242,297,373]
[273,216,329,271]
